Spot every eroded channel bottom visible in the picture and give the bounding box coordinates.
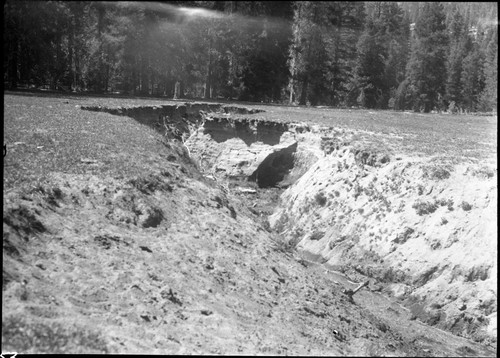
[79,102,497,350]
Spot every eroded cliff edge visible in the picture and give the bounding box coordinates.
[79,102,497,344]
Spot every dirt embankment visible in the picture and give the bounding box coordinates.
[96,102,497,345]
[175,104,497,345]
[270,141,497,344]
[3,99,497,355]
[186,105,497,345]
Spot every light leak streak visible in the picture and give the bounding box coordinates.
[99,1,290,30]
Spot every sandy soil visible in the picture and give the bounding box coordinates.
[3,167,495,355]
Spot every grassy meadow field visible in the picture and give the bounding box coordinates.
[4,91,496,193]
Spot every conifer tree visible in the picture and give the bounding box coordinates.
[288,2,330,105]
[460,38,484,112]
[445,8,467,107]
[354,2,409,109]
[405,2,448,112]
[479,27,498,111]
[354,18,386,108]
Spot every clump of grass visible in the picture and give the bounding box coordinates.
[395,200,406,213]
[138,206,164,228]
[310,230,325,241]
[129,173,173,194]
[320,138,339,155]
[412,200,438,215]
[382,267,406,283]
[46,186,64,207]
[460,201,472,211]
[273,213,289,234]
[424,165,452,180]
[353,185,362,199]
[353,143,391,167]
[3,206,46,235]
[434,198,455,211]
[273,240,295,254]
[393,227,414,244]
[272,233,301,254]
[51,187,64,199]
[261,220,271,232]
[430,240,441,250]
[470,166,495,179]
[292,227,304,241]
[2,315,109,353]
[435,198,453,207]
[314,192,327,206]
[380,195,391,210]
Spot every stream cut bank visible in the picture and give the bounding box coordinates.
[3,96,497,355]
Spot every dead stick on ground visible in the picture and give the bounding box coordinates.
[343,280,369,302]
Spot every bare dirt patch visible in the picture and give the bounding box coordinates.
[3,93,497,355]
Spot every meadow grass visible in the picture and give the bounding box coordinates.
[2,315,108,354]
[4,93,182,191]
[4,92,496,192]
[248,106,497,161]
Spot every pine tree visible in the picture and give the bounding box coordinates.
[479,27,498,111]
[324,2,365,106]
[354,2,409,109]
[288,1,330,105]
[383,5,411,108]
[231,1,293,102]
[445,8,467,107]
[405,2,448,112]
[460,37,484,112]
[288,1,364,106]
[354,18,386,108]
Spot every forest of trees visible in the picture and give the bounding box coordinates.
[3,1,498,112]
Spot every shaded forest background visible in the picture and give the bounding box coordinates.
[3,1,498,112]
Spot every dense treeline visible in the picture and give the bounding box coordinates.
[3,1,497,112]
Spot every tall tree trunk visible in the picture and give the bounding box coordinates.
[140,57,149,95]
[68,14,76,91]
[174,80,180,99]
[10,37,19,89]
[53,34,62,90]
[69,34,75,90]
[211,82,217,98]
[179,81,184,98]
[132,67,137,95]
[74,47,80,91]
[97,5,105,93]
[289,81,295,104]
[105,61,109,92]
[299,77,308,105]
[204,58,212,99]
[204,36,213,99]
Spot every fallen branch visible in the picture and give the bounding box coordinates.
[343,280,369,302]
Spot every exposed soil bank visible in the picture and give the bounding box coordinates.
[3,97,496,354]
[271,150,496,344]
[81,102,497,344]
